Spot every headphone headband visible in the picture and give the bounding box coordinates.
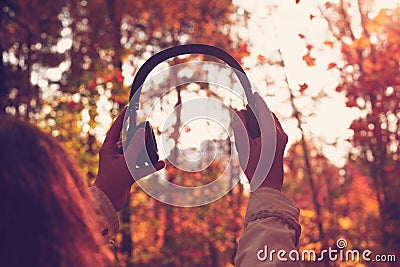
[129,44,255,114]
[125,44,261,166]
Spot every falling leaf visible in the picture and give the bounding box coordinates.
[335,85,343,92]
[306,44,313,51]
[257,54,266,62]
[323,40,335,48]
[302,51,316,66]
[299,83,308,93]
[298,33,306,39]
[296,0,300,4]
[310,14,316,20]
[327,62,337,70]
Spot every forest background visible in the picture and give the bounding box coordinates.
[1,0,399,266]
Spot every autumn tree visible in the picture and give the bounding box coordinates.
[321,0,400,257]
[1,0,66,116]
[251,4,336,258]
[2,0,251,266]
[241,3,399,266]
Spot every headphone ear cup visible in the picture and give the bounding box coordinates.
[135,121,159,166]
[240,108,261,139]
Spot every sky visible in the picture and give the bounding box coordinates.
[228,0,400,166]
[233,0,352,167]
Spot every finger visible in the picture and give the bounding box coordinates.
[271,113,284,132]
[232,111,251,150]
[254,92,273,131]
[232,111,251,169]
[134,160,166,180]
[272,113,288,146]
[102,107,127,150]
[124,128,146,166]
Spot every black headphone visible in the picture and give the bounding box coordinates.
[126,44,260,166]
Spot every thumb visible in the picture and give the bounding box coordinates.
[232,111,251,170]
[232,111,251,153]
[254,92,272,131]
[124,128,145,166]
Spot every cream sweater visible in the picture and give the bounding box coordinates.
[89,186,301,266]
[235,187,301,266]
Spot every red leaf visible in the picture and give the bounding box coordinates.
[117,72,124,82]
[347,99,357,107]
[298,33,306,39]
[296,0,300,3]
[299,83,308,93]
[306,44,313,51]
[310,14,316,20]
[335,85,343,92]
[327,62,337,70]
[302,51,316,67]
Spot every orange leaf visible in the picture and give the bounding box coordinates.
[257,54,266,61]
[231,43,250,62]
[298,33,306,39]
[302,51,316,67]
[327,62,337,70]
[299,83,308,93]
[323,40,335,48]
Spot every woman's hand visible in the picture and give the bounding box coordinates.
[94,108,165,211]
[232,93,288,191]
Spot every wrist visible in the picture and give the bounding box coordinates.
[259,165,283,191]
[260,177,283,191]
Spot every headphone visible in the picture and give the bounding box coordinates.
[126,44,260,166]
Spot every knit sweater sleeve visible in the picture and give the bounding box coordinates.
[88,186,119,240]
[235,187,301,266]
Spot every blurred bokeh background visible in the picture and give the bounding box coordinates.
[1,0,399,266]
